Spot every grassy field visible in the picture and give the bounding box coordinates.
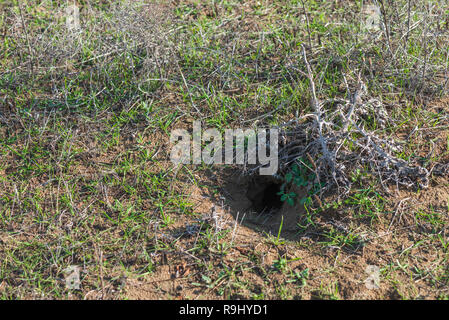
[1,0,449,300]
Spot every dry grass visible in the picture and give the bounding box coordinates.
[0,0,449,300]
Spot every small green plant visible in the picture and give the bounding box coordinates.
[287,268,309,287]
[284,162,312,188]
[278,190,297,206]
[272,255,301,273]
[272,257,288,272]
[344,188,385,220]
[277,160,322,207]
[252,292,265,300]
[265,216,285,245]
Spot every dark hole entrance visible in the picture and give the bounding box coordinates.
[247,180,283,214]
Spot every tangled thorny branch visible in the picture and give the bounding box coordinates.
[256,46,434,198]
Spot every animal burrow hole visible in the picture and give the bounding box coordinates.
[223,172,308,236]
[246,176,284,214]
